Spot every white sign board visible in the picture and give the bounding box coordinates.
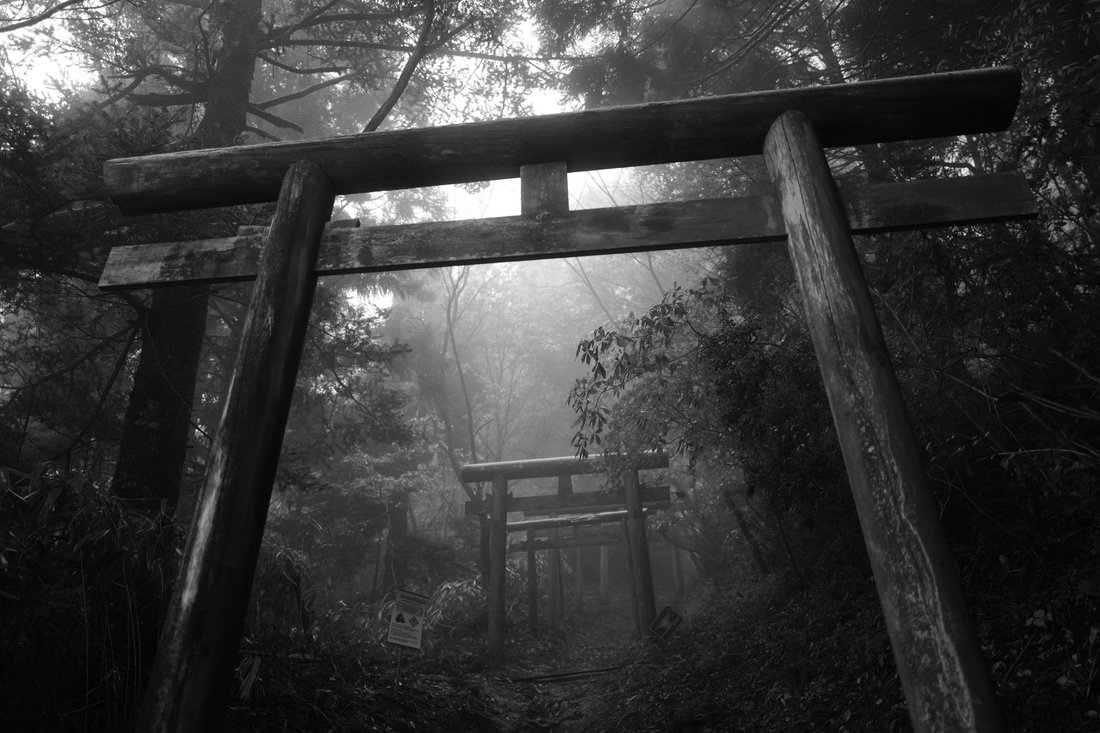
[386,589,430,650]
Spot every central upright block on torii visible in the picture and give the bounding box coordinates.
[104,67,1020,214]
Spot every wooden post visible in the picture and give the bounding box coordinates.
[527,528,538,637]
[521,161,569,215]
[763,110,1004,732]
[521,165,570,633]
[478,484,490,585]
[488,474,508,656]
[599,545,610,598]
[137,161,333,733]
[670,542,684,595]
[574,545,584,613]
[549,473,573,630]
[520,164,570,633]
[549,532,562,630]
[623,468,657,640]
[621,519,642,639]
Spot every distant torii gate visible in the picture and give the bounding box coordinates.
[459,452,670,653]
[98,67,1035,733]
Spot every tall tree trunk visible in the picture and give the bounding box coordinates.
[382,491,409,596]
[112,286,208,511]
[111,0,263,514]
[725,491,771,576]
[442,267,493,578]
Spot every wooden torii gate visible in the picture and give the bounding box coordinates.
[97,67,1036,732]
[459,452,670,653]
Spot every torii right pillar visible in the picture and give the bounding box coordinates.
[763,110,1004,732]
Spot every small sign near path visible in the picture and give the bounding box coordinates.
[650,606,682,641]
[387,589,430,651]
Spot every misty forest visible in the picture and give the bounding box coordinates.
[2,1,1099,731]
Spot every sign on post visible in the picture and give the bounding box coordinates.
[649,606,683,641]
[386,589,430,651]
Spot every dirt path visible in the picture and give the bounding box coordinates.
[483,593,643,732]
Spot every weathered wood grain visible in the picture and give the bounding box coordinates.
[524,500,671,517]
[621,518,642,638]
[521,161,569,214]
[527,527,538,636]
[506,508,642,532]
[137,161,334,733]
[465,484,670,515]
[104,67,1020,214]
[508,528,625,554]
[764,111,1004,732]
[523,519,661,541]
[599,545,610,597]
[98,174,1036,291]
[549,474,571,629]
[623,469,657,640]
[459,452,668,483]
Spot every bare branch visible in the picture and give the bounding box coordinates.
[245,125,280,142]
[281,38,585,63]
[118,90,304,133]
[265,7,422,44]
[424,15,476,53]
[96,73,149,108]
[262,0,343,46]
[245,103,304,132]
[128,91,202,107]
[95,64,201,107]
[567,258,618,325]
[4,324,135,393]
[257,52,347,76]
[0,0,92,34]
[49,324,140,461]
[363,0,435,132]
[692,0,810,87]
[255,72,357,109]
[278,38,409,54]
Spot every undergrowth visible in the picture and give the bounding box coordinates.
[0,469,175,733]
[571,550,1100,732]
[6,467,1095,732]
[0,467,511,732]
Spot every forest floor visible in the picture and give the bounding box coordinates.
[224,589,652,733]
[488,594,641,732]
[221,574,908,733]
[223,567,1099,733]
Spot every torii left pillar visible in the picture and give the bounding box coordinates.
[138,160,334,733]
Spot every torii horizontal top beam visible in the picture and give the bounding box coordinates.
[104,67,1020,214]
[459,452,668,482]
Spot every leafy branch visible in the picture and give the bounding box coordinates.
[568,278,724,457]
